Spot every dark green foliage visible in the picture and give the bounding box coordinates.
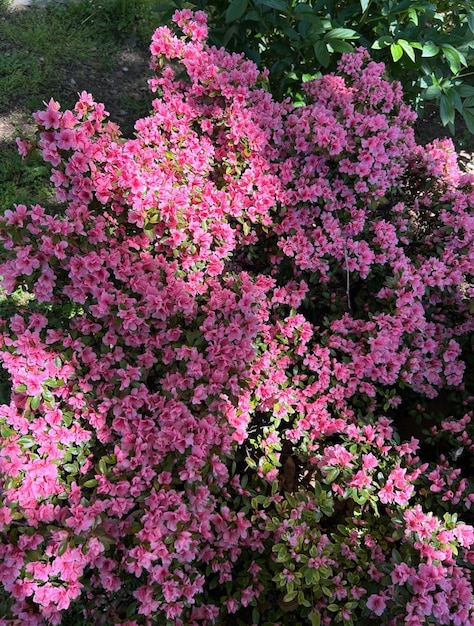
[153,0,474,131]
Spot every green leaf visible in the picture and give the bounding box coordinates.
[282,27,301,41]
[58,538,68,556]
[62,412,73,427]
[440,94,455,125]
[360,0,369,12]
[260,0,287,9]
[422,41,439,58]
[397,39,416,62]
[467,9,474,34]
[390,43,403,62]
[459,84,474,97]
[407,6,418,25]
[423,84,442,99]
[448,89,463,113]
[327,39,354,53]
[310,611,321,626]
[392,548,402,564]
[293,4,320,23]
[226,0,249,23]
[440,45,463,74]
[298,590,310,607]
[18,436,36,448]
[30,395,41,410]
[304,567,315,585]
[324,467,340,483]
[372,35,392,50]
[1,425,13,438]
[283,589,298,603]
[314,40,330,67]
[42,389,54,403]
[324,28,359,40]
[462,107,474,134]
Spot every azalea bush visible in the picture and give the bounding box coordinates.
[0,9,473,626]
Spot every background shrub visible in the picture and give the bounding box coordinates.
[154,0,474,131]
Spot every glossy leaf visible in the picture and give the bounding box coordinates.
[390,43,403,62]
[226,0,249,23]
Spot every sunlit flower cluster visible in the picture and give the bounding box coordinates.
[0,9,473,625]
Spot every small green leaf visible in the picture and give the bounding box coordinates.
[18,436,36,448]
[324,27,359,40]
[440,94,455,125]
[58,538,68,556]
[448,89,463,113]
[390,43,403,62]
[422,41,439,58]
[310,611,321,626]
[407,7,418,25]
[327,39,354,53]
[462,107,474,134]
[42,389,54,403]
[293,4,320,24]
[260,0,287,9]
[423,84,442,99]
[283,589,298,603]
[1,425,13,438]
[324,467,340,483]
[467,9,474,33]
[304,567,315,585]
[459,84,474,97]
[282,27,301,41]
[372,35,392,50]
[30,395,42,410]
[397,39,416,62]
[360,0,369,12]
[440,45,463,74]
[298,590,310,607]
[62,412,74,427]
[226,0,249,23]
[314,40,330,67]
[392,548,402,564]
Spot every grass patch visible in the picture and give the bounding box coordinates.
[0,141,55,212]
[0,0,157,226]
[0,0,123,114]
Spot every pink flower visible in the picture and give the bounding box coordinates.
[366,593,387,616]
[33,98,61,129]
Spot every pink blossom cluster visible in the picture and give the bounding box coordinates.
[0,9,473,625]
